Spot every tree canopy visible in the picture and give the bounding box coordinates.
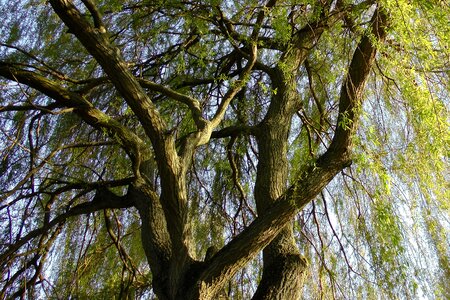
[0,0,448,299]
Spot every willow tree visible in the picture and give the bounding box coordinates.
[0,0,448,299]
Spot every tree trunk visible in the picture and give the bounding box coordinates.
[252,226,307,299]
[253,73,307,299]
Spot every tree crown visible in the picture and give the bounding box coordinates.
[0,0,448,299]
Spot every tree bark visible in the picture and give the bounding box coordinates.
[252,69,306,299]
[249,12,328,295]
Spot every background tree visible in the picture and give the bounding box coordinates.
[0,0,448,299]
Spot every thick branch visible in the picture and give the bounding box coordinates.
[210,125,256,139]
[0,103,70,114]
[177,43,258,174]
[48,0,169,153]
[328,7,389,154]
[181,0,278,154]
[0,63,148,166]
[193,157,347,299]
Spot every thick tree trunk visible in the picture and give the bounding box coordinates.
[252,226,307,299]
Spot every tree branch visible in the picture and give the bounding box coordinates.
[47,2,190,261]
[137,78,205,128]
[327,7,389,156]
[210,125,256,139]
[0,63,149,175]
[0,188,134,269]
[80,0,106,32]
[48,0,168,151]
[180,37,258,159]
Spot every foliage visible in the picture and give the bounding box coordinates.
[0,0,448,299]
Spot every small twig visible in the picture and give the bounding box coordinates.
[80,0,106,32]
